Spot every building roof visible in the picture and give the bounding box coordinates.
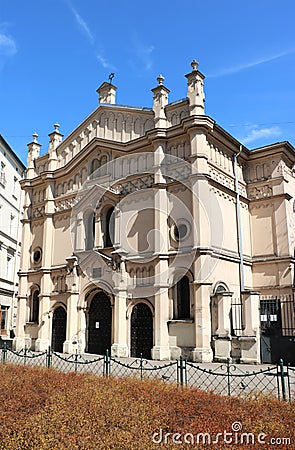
[0,135,26,172]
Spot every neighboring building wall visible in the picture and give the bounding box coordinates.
[13,62,295,364]
[0,136,25,340]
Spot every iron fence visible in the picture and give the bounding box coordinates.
[1,343,294,401]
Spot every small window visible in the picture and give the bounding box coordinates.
[104,207,115,247]
[33,248,42,264]
[174,276,190,319]
[0,308,8,335]
[85,211,95,250]
[31,290,40,323]
[0,162,6,187]
[174,223,188,242]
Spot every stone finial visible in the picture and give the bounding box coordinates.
[191,59,199,71]
[97,81,117,104]
[151,74,170,128]
[27,132,42,178]
[48,123,63,169]
[157,74,165,85]
[185,59,205,115]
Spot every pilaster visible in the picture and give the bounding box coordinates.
[240,291,260,364]
[192,281,213,362]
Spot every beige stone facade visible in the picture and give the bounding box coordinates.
[14,61,295,363]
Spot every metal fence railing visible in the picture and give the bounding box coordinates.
[1,343,294,401]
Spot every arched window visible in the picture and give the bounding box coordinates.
[91,158,100,176]
[104,207,115,247]
[85,211,95,250]
[100,155,108,175]
[174,276,190,319]
[30,289,40,323]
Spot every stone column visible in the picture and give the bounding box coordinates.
[240,291,260,364]
[192,282,213,362]
[111,256,128,357]
[111,290,128,357]
[35,292,51,352]
[63,293,79,353]
[77,306,87,353]
[35,181,55,352]
[152,257,171,360]
[214,292,233,362]
[14,274,30,350]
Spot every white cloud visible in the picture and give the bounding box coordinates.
[209,49,295,78]
[130,34,154,71]
[0,33,17,57]
[70,6,94,44]
[242,125,282,144]
[96,53,116,71]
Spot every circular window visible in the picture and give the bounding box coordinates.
[172,221,189,242]
[33,248,42,264]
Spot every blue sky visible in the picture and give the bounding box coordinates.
[1,0,294,164]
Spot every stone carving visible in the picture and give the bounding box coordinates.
[32,205,45,218]
[55,196,76,212]
[209,166,247,197]
[117,175,154,195]
[165,103,190,127]
[247,184,272,200]
[167,140,190,160]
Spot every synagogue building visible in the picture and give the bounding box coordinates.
[14,61,295,364]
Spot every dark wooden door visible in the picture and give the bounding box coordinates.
[52,307,67,353]
[131,303,153,359]
[88,292,112,355]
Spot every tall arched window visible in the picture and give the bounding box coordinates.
[30,289,40,323]
[174,276,190,319]
[100,155,108,175]
[85,211,95,250]
[104,207,115,247]
[91,158,100,176]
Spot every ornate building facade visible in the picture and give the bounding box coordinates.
[14,61,295,363]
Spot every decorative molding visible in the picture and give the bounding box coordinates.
[247,184,272,200]
[116,175,154,195]
[55,196,76,212]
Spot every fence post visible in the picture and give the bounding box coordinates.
[105,349,110,376]
[2,341,7,364]
[74,349,78,373]
[226,358,231,396]
[46,346,52,368]
[24,346,27,366]
[279,358,287,401]
[140,353,143,380]
[179,355,186,386]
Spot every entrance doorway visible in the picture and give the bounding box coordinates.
[131,303,153,359]
[87,291,112,355]
[52,306,67,353]
[260,296,295,365]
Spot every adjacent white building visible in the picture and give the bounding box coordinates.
[0,135,25,342]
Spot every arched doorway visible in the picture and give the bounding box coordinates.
[131,303,153,359]
[51,306,67,353]
[87,291,112,355]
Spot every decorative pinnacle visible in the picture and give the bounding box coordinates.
[191,59,199,71]
[32,132,38,143]
[54,122,60,132]
[157,74,165,85]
